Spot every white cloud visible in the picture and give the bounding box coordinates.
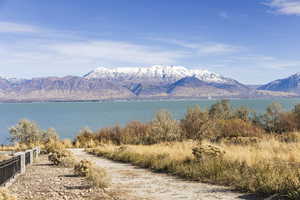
[0,22,40,33]
[264,0,300,16]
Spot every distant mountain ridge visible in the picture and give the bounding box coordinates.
[258,73,300,93]
[0,66,299,102]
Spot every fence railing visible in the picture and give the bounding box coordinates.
[0,147,40,186]
[0,155,21,185]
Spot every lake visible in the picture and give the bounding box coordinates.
[1,98,300,143]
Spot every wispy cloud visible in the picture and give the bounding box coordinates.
[148,37,242,55]
[264,0,300,16]
[48,40,188,65]
[219,11,229,19]
[0,38,190,78]
[0,21,40,33]
[221,54,300,70]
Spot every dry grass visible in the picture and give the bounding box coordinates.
[86,166,111,189]
[0,188,16,200]
[0,154,10,162]
[87,137,300,199]
[74,160,111,188]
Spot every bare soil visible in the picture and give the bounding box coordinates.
[8,155,140,200]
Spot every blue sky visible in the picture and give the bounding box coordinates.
[0,0,300,84]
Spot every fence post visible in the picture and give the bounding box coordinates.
[37,147,40,157]
[25,150,34,164]
[14,152,26,174]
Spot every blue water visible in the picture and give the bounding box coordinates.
[1,98,300,144]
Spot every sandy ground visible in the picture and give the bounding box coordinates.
[71,149,262,200]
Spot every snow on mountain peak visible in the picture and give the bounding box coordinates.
[84,65,229,83]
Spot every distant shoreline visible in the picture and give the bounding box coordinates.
[1,96,300,104]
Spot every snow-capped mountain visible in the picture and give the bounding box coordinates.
[84,65,230,83]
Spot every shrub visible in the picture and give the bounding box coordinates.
[74,159,111,188]
[74,160,93,177]
[180,105,209,140]
[208,100,233,120]
[48,149,75,167]
[44,139,65,154]
[9,119,42,145]
[75,128,96,147]
[261,102,283,133]
[147,110,182,144]
[221,136,260,145]
[192,144,225,161]
[212,119,264,142]
[86,166,111,188]
[121,121,150,144]
[61,139,73,148]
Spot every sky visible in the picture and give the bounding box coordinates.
[0,0,300,84]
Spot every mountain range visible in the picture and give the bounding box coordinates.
[0,65,299,102]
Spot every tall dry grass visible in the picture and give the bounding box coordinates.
[87,137,300,199]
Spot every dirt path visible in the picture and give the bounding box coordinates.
[8,155,137,200]
[71,149,260,200]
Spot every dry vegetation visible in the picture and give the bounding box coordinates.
[0,188,16,200]
[86,139,300,199]
[74,159,111,188]
[74,100,300,199]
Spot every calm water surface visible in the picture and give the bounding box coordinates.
[1,98,300,143]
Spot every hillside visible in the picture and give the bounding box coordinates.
[258,73,300,93]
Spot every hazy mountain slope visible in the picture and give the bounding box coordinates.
[0,76,134,102]
[258,73,300,93]
[167,76,239,97]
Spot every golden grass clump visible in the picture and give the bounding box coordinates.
[74,159,111,188]
[0,188,16,200]
[192,144,225,161]
[47,142,76,168]
[0,154,10,162]
[86,166,111,189]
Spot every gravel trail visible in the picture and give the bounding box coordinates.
[71,149,260,200]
